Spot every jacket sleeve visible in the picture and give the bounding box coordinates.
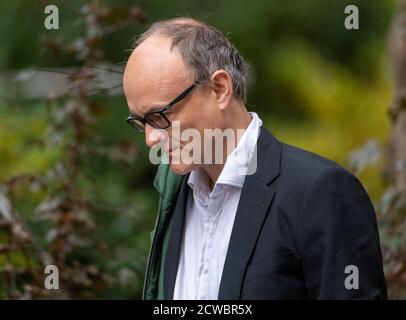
[298,166,387,299]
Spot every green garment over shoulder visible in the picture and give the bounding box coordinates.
[142,163,184,300]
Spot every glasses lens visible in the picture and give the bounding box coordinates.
[128,117,145,133]
[146,112,170,129]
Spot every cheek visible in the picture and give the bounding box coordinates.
[188,103,217,130]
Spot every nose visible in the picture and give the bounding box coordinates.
[145,124,166,149]
[145,124,157,148]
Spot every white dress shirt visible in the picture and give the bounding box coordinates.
[173,112,263,300]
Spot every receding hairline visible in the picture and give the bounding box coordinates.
[134,17,210,47]
[130,16,249,103]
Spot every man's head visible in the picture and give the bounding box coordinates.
[123,17,250,175]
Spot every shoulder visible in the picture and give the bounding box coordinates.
[275,139,375,227]
[256,127,358,195]
[259,126,343,179]
[260,129,368,212]
[278,141,366,196]
[280,142,343,179]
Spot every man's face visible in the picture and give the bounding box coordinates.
[123,35,223,174]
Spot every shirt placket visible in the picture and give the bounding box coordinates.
[196,189,224,299]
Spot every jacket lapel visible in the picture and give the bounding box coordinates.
[163,175,189,299]
[162,127,282,300]
[218,128,282,299]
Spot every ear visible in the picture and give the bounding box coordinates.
[210,70,233,110]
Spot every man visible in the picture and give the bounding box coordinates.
[123,17,387,300]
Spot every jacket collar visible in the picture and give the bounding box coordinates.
[218,126,281,299]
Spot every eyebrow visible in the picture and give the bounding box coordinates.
[148,104,168,113]
[129,102,166,116]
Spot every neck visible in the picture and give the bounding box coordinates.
[202,104,252,190]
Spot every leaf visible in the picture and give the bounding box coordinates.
[0,185,14,222]
[117,267,136,287]
[348,139,382,174]
[11,223,30,242]
[34,197,63,216]
[13,69,35,83]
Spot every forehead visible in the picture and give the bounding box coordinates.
[123,35,192,114]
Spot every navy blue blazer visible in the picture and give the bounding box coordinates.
[163,127,387,299]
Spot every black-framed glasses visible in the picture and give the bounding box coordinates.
[126,82,197,133]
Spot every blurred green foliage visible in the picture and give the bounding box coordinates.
[1,0,403,298]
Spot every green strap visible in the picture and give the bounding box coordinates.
[157,212,175,299]
[144,163,184,300]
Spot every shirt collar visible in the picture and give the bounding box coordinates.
[187,112,263,195]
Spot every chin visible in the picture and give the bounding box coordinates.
[169,162,195,175]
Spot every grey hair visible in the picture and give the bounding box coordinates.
[134,17,249,103]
